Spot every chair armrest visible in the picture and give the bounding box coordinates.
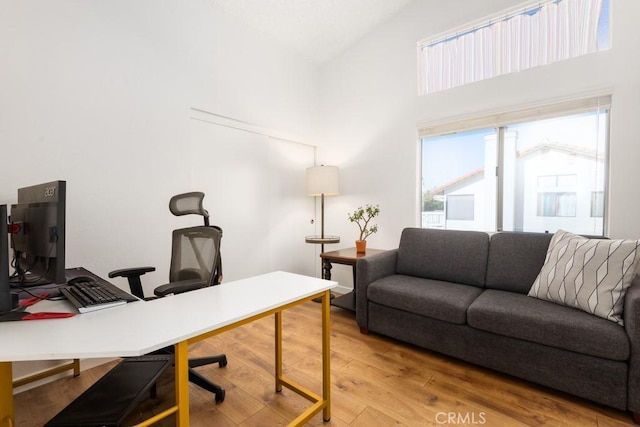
[154,279,207,297]
[356,249,398,331]
[108,267,156,299]
[109,267,156,279]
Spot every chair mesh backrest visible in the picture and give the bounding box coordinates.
[169,226,222,287]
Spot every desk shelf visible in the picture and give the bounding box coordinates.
[331,291,355,311]
[45,355,171,427]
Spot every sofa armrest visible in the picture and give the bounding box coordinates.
[625,274,640,413]
[356,249,398,332]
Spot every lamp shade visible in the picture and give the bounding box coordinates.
[306,165,339,196]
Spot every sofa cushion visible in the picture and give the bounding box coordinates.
[529,230,640,325]
[367,274,483,325]
[468,289,630,361]
[396,228,489,288]
[486,232,553,294]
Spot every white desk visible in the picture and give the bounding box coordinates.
[0,271,336,426]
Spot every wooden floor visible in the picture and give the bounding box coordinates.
[13,301,636,426]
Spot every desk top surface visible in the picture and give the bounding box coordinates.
[0,271,336,362]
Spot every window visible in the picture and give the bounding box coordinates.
[447,195,475,220]
[537,193,577,217]
[591,191,605,217]
[536,175,578,216]
[418,0,610,94]
[420,96,609,235]
[422,128,495,231]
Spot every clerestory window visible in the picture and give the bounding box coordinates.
[418,0,610,94]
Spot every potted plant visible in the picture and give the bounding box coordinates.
[347,204,380,253]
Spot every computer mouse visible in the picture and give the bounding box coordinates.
[67,276,95,285]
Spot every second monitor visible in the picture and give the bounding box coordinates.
[10,180,66,286]
[0,204,16,313]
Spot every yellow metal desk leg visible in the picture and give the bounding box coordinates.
[275,310,283,392]
[174,341,189,427]
[322,290,331,422]
[1,362,14,427]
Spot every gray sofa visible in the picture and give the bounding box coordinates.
[356,227,640,419]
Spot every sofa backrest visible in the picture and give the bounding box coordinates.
[485,231,553,294]
[396,228,489,288]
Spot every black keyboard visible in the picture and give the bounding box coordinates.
[61,280,131,313]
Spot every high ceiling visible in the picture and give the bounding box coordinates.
[207,0,414,64]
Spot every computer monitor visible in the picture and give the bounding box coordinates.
[0,204,16,313]
[10,180,66,286]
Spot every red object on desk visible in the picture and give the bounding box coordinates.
[22,312,76,320]
[20,294,49,307]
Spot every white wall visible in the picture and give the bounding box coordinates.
[319,0,640,292]
[0,0,320,382]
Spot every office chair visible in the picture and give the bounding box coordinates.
[109,192,227,403]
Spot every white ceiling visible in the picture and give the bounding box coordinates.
[207,0,414,64]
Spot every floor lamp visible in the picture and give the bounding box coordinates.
[305,165,340,280]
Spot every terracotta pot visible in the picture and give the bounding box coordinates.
[355,240,367,254]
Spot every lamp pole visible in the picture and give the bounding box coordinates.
[320,192,325,253]
[304,164,340,282]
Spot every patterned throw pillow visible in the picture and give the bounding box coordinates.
[529,230,640,325]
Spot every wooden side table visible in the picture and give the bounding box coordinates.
[320,247,386,311]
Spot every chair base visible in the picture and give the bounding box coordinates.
[189,354,227,403]
[151,348,227,403]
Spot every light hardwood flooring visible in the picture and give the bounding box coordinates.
[13,301,636,426]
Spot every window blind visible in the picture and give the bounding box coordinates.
[418,94,611,138]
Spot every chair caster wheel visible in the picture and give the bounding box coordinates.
[219,359,228,368]
[215,390,226,403]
